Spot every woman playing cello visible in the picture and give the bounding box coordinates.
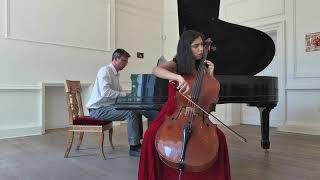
[138,30,231,180]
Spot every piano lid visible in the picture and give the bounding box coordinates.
[177,0,275,75]
[178,0,220,33]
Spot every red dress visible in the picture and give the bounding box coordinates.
[138,82,231,180]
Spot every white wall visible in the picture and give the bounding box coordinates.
[162,0,179,61]
[279,0,320,135]
[163,0,320,135]
[221,0,320,135]
[116,0,163,85]
[0,0,163,139]
[0,0,114,84]
[0,87,41,138]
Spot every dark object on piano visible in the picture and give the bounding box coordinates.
[114,74,168,137]
[178,0,278,150]
[115,74,168,111]
[131,73,168,106]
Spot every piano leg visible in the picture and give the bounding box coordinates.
[257,105,276,150]
[136,110,160,139]
[137,113,143,139]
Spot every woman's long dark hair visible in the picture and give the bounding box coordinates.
[175,30,205,75]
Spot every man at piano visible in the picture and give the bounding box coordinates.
[86,48,141,157]
[138,30,231,180]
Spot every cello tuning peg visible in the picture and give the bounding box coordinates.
[211,46,217,52]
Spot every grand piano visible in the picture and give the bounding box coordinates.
[114,0,278,150]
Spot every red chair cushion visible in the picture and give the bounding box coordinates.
[73,116,112,126]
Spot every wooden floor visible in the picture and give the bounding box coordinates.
[226,126,320,180]
[0,124,319,180]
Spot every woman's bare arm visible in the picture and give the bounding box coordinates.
[152,61,179,81]
[152,61,190,94]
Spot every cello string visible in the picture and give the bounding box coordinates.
[185,39,210,123]
[178,90,248,143]
[178,169,182,180]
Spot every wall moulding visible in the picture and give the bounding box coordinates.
[286,81,320,90]
[292,73,320,78]
[116,0,162,16]
[224,0,249,6]
[3,0,114,52]
[0,84,41,90]
[291,0,320,78]
[0,126,42,139]
[278,123,320,135]
[117,8,161,23]
[231,20,286,127]
[116,1,162,21]
[224,0,285,24]
[39,81,93,132]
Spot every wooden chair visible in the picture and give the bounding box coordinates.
[64,80,114,160]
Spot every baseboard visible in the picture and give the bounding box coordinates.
[278,124,320,135]
[45,124,68,130]
[0,126,42,139]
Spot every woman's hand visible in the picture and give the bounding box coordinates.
[176,75,190,94]
[204,60,215,76]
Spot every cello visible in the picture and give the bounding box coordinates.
[155,39,246,177]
